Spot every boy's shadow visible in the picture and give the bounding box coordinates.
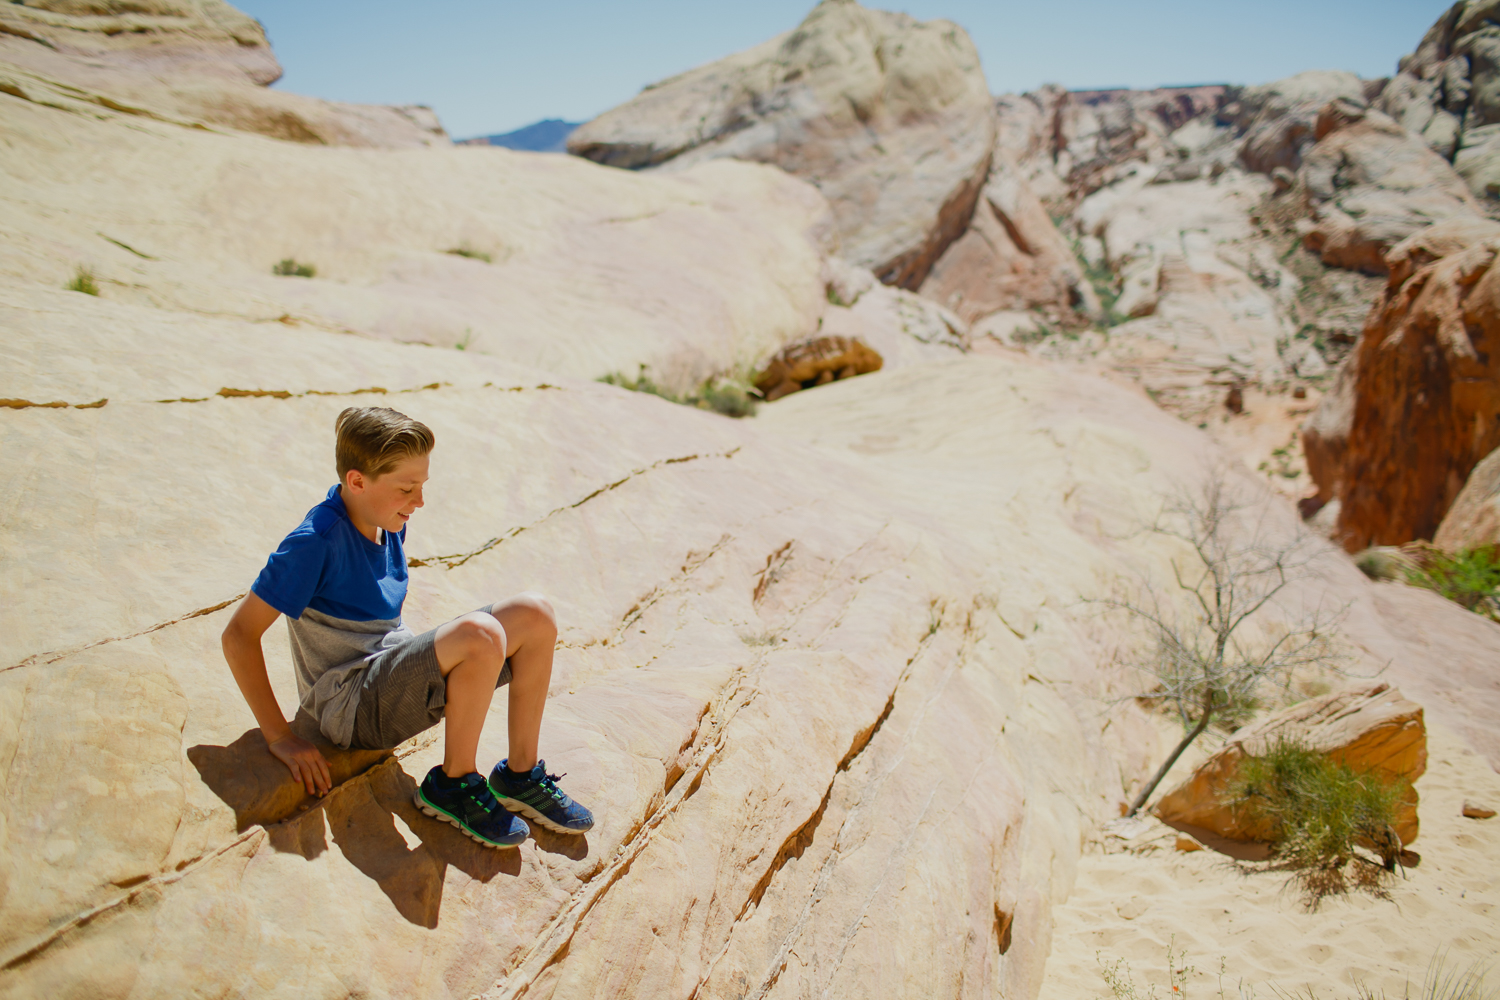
[188,710,584,927]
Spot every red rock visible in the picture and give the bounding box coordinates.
[1154,683,1427,847]
[755,336,884,402]
[1304,217,1500,549]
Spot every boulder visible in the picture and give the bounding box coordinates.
[1154,683,1427,846]
[1303,217,1500,549]
[567,0,995,290]
[0,0,448,146]
[1299,100,1481,273]
[1434,445,1500,550]
[754,335,884,401]
[1378,1,1500,199]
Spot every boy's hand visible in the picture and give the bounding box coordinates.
[268,733,333,797]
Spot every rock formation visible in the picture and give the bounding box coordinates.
[0,0,448,146]
[567,0,995,290]
[1231,70,1369,177]
[1299,99,1480,273]
[7,4,1500,999]
[1303,217,1500,550]
[1154,683,1427,847]
[1435,445,1500,550]
[1379,0,1500,199]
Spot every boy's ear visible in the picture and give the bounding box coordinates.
[344,468,367,494]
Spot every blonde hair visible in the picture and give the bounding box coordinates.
[334,406,434,480]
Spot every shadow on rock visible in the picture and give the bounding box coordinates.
[186,710,391,832]
[189,712,526,927]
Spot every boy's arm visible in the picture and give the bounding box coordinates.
[221,592,332,796]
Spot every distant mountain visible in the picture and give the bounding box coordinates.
[458,119,581,152]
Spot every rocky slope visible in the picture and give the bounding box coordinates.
[5,3,1500,999]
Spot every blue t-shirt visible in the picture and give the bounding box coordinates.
[252,484,408,622]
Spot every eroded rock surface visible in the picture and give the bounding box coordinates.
[1154,683,1427,846]
[567,0,995,289]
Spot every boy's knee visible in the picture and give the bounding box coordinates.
[453,612,507,662]
[513,591,557,633]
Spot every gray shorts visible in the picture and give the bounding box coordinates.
[349,612,512,750]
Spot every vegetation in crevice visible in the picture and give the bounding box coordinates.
[272,258,316,278]
[65,265,99,295]
[1403,545,1500,622]
[598,364,760,418]
[445,245,493,263]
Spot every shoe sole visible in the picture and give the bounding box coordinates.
[412,788,526,848]
[493,794,594,835]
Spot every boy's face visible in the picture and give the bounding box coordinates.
[344,452,430,533]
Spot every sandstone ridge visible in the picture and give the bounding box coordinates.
[0,0,448,146]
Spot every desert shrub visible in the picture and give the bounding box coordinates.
[598,366,759,418]
[445,246,492,263]
[272,258,316,277]
[1227,736,1407,901]
[65,266,99,295]
[1404,546,1500,621]
[695,379,758,418]
[1104,473,1341,817]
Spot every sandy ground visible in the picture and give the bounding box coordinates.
[1037,722,1500,999]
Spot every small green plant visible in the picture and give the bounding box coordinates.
[65,266,99,296]
[1227,736,1408,903]
[1258,433,1303,480]
[272,258,316,278]
[445,246,492,263]
[455,327,473,351]
[597,365,759,418]
[1404,546,1500,622]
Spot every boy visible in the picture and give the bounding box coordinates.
[221,406,592,848]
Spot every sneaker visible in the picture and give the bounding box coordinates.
[489,758,595,834]
[413,766,529,848]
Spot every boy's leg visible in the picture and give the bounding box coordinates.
[432,592,556,778]
[487,592,557,773]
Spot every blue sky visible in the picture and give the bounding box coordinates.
[233,1,1449,140]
